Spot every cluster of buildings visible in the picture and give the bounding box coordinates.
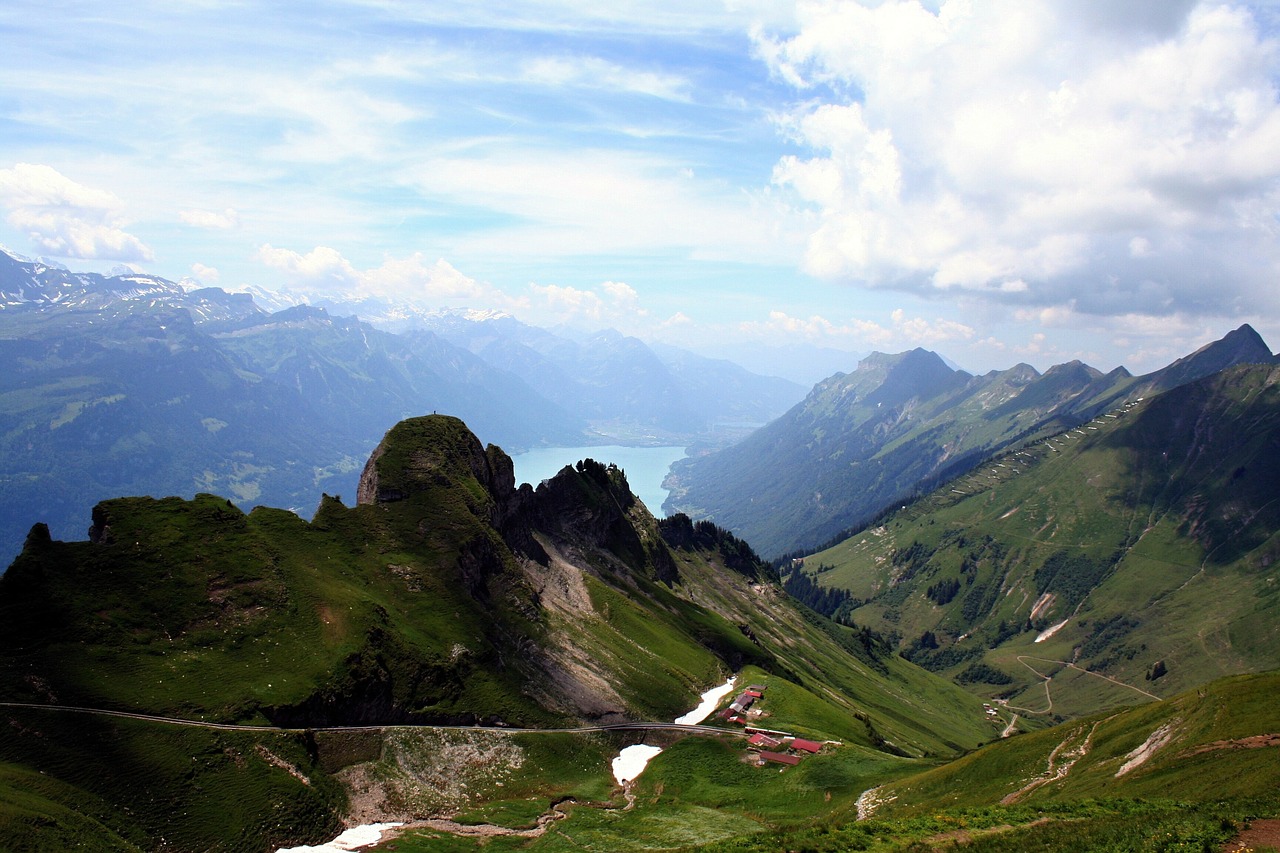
[746,731,824,767]
[716,684,827,767]
[717,685,768,723]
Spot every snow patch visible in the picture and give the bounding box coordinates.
[1116,722,1179,777]
[612,745,663,785]
[674,677,735,726]
[276,823,402,852]
[1034,619,1069,643]
[610,676,737,785]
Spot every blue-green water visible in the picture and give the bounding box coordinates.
[510,445,687,516]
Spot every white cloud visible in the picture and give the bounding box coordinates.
[253,247,679,337]
[405,147,799,264]
[256,244,362,291]
[525,279,652,328]
[977,301,1268,372]
[255,244,506,305]
[759,0,1280,318]
[180,208,240,230]
[739,307,974,350]
[0,163,153,261]
[520,55,691,100]
[189,263,220,284]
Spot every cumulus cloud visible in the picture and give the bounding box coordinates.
[740,308,974,350]
[759,0,1280,319]
[526,280,651,328]
[254,245,663,331]
[189,263,220,284]
[255,244,499,304]
[256,244,362,291]
[179,208,240,229]
[0,163,153,261]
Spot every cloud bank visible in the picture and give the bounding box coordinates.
[761,0,1280,319]
[0,164,153,262]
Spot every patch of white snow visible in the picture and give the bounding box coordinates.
[674,677,735,725]
[612,745,664,785]
[1035,619,1069,643]
[1115,722,1179,777]
[275,823,402,852]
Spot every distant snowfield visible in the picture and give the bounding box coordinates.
[276,823,402,852]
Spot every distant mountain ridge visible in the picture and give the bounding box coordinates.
[413,311,805,443]
[665,324,1278,557]
[0,250,804,563]
[225,285,807,441]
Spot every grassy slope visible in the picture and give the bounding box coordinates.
[359,532,997,853]
[378,670,1280,853]
[0,710,345,852]
[804,365,1280,721]
[661,545,993,756]
[0,493,550,727]
[0,416,994,851]
[689,670,1280,852]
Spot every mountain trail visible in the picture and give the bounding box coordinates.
[1180,732,1280,758]
[1224,819,1280,853]
[1006,656,1160,715]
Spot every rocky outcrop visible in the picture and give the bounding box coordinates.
[357,415,506,507]
[355,416,677,582]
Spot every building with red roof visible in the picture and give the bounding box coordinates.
[790,738,822,753]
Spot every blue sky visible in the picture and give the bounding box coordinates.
[2,1,1280,374]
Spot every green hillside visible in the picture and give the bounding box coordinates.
[802,363,1280,721]
[694,670,1280,852]
[0,415,990,850]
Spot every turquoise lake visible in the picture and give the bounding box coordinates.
[510,445,687,516]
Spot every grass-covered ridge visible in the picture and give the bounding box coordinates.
[667,326,1276,558]
[0,414,992,850]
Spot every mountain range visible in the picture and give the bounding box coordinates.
[795,360,1280,720]
[665,324,1279,557]
[2,249,1280,849]
[0,249,803,561]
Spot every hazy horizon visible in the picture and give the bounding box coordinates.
[3,1,1280,375]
